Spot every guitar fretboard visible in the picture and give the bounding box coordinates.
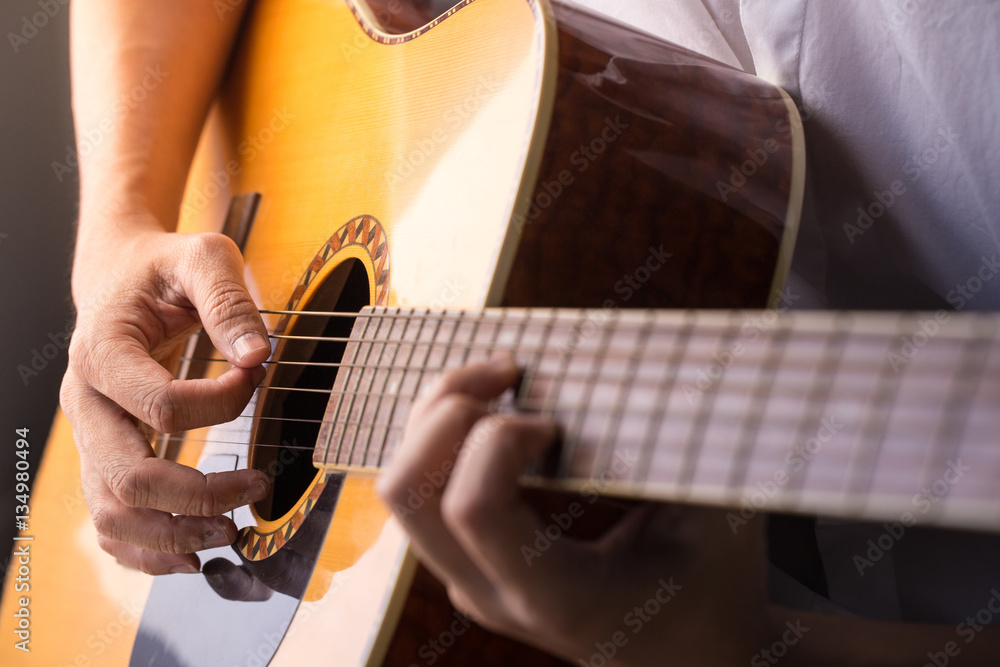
[315,307,1000,532]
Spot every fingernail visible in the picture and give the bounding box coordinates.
[204,529,232,549]
[244,481,268,504]
[252,365,267,385]
[169,564,200,575]
[233,333,269,362]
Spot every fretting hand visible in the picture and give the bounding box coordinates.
[377,357,773,666]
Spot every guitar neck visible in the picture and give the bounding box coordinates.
[317,307,1000,533]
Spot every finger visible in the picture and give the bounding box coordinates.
[419,355,519,405]
[440,415,599,654]
[378,395,499,603]
[71,330,265,434]
[175,233,270,367]
[66,373,269,517]
[81,458,237,564]
[377,357,522,618]
[442,416,571,590]
[96,535,202,576]
[382,356,518,474]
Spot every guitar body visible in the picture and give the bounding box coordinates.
[0,1,802,664]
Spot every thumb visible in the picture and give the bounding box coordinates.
[180,234,271,368]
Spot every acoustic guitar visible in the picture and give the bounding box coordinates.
[3,1,998,665]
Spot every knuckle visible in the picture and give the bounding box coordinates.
[431,370,470,398]
[440,486,490,535]
[493,418,529,445]
[434,393,483,424]
[190,232,240,264]
[152,518,188,554]
[105,461,143,508]
[197,473,224,516]
[58,372,82,421]
[140,386,181,434]
[204,278,255,322]
[71,331,109,385]
[90,504,118,539]
[465,414,504,450]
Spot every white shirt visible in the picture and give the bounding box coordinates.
[571,0,1000,311]
[568,0,1000,625]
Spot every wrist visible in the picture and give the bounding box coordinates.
[70,216,168,308]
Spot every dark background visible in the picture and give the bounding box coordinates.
[0,0,76,588]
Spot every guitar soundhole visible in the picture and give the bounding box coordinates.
[251,259,370,521]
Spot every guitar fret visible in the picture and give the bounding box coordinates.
[923,333,992,492]
[356,311,402,468]
[842,324,907,513]
[515,311,553,404]
[411,308,445,409]
[515,313,558,476]
[724,323,791,502]
[782,316,853,504]
[590,311,653,483]
[537,309,572,421]
[484,310,517,416]
[376,309,424,468]
[522,310,559,416]
[432,311,461,377]
[456,309,481,367]
[485,310,505,358]
[325,311,371,466]
[559,310,615,479]
[340,313,382,467]
[675,313,743,497]
[634,313,695,486]
[508,309,530,366]
[344,313,380,467]
[369,308,405,468]
[513,316,552,438]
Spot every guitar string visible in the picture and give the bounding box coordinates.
[249,308,996,344]
[172,344,986,448]
[259,306,992,332]
[181,358,981,398]
[168,388,982,456]
[163,382,993,479]
[164,310,995,478]
[152,429,977,494]
[198,326,996,351]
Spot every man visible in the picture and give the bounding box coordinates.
[61,0,999,663]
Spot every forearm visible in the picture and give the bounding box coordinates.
[70,0,247,297]
[771,606,1000,666]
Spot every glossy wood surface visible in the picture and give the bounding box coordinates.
[503,1,800,312]
[190,0,550,317]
